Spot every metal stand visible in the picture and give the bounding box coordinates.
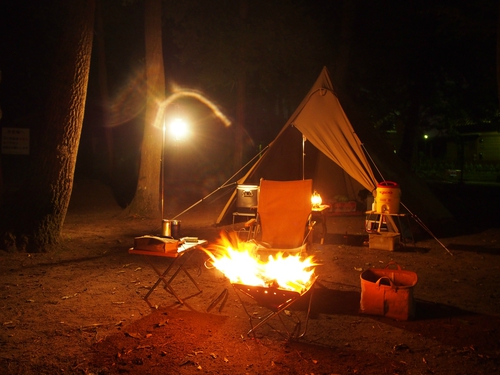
[232,277,317,339]
[365,211,415,245]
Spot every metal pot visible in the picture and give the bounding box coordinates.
[162,219,181,238]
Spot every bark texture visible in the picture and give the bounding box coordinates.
[0,0,95,252]
[126,0,165,219]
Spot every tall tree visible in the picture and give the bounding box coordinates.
[0,0,95,252]
[234,0,248,171]
[95,0,114,174]
[497,0,500,110]
[125,0,165,219]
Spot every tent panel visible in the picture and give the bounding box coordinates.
[216,67,454,228]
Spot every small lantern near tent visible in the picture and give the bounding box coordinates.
[311,191,322,208]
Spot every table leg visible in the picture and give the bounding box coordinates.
[144,257,185,306]
[321,210,327,244]
[142,250,202,307]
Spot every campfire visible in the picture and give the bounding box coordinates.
[204,232,318,337]
[205,232,318,294]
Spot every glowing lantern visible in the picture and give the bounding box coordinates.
[311,191,322,208]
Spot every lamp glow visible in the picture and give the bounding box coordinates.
[169,118,188,140]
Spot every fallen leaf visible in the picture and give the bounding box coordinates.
[125,332,142,339]
[393,343,409,351]
[180,359,197,367]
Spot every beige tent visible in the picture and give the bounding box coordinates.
[216,67,454,230]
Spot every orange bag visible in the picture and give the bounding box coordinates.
[360,261,418,320]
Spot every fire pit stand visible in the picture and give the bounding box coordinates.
[232,276,317,339]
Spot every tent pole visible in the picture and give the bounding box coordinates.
[171,145,269,219]
[172,182,238,220]
[160,121,166,220]
[302,135,306,180]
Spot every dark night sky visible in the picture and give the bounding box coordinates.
[0,0,498,195]
[1,1,497,126]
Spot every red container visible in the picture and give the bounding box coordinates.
[375,181,401,214]
[360,262,417,320]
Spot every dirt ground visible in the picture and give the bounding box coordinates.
[0,178,499,375]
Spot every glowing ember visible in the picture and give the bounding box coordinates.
[205,232,317,294]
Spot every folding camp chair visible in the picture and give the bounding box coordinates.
[245,178,314,255]
[234,179,317,338]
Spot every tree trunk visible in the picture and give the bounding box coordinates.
[126,0,165,219]
[333,0,357,92]
[233,0,248,171]
[0,0,95,252]
[95,0,114,174]
[497,0,500,110]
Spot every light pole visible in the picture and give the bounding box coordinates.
[152,89,232,236]
[160,117,189,237]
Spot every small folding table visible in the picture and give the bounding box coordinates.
[129,239,207,307]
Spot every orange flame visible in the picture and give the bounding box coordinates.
[204,232,317,294]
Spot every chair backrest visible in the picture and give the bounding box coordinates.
[257,179,313,248]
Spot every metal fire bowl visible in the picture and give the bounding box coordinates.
[233,283,312,312]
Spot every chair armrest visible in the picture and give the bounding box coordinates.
[245,218,257,227]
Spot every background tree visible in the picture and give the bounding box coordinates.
[164,0,330,151]
[338,0,498,168]
[125,0,165,219]
[0,0,95,251]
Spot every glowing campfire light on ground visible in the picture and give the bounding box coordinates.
[205,232,318,294]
